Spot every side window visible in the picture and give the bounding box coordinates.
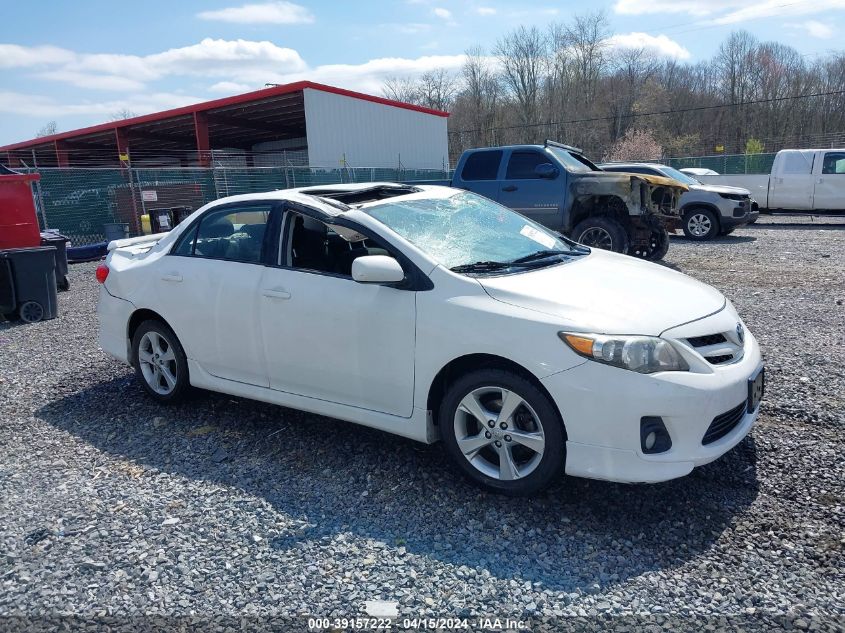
[461,151,503,181]
[822,152,845,175]
[176,204,271,263]
[505,151,552,179]
[781,152,813,175]
[286,212,394,278]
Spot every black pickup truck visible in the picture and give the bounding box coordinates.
[416,141,687,260]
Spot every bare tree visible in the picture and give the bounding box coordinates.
[109,108,138,121]
[35,121,57,137]
[416,69,459,112]
[382,77,420,104]
[494,26,547,130]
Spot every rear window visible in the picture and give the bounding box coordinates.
[461,151,502,181]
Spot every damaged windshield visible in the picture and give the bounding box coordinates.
[360,192,585,273]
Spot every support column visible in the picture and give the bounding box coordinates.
[115,128,131,167]
[54,140,70,167]
[193,112,211,167]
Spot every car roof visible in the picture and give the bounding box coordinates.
[203,183,458,218]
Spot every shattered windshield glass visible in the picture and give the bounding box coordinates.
[360,192,579,271]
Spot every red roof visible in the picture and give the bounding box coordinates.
[0,81,449,152]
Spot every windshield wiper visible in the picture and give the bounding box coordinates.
[450,260,512,273]
[510,249,584,264]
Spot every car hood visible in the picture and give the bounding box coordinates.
[477,250,725,336]
[689,183,751,196]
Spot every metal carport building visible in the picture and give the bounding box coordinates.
[0,81,450,170]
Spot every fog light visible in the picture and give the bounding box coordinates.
[640,416,672,454]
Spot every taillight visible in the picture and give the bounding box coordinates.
[95,263,110,284]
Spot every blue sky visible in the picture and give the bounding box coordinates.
[1,0,844,145]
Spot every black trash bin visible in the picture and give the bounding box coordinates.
[171,206,194,226]
[40,230,70,291]
[0,247,58,323]
[148,208,175,233]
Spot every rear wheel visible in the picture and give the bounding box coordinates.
[132,320,189,403]
[19,301,45,323]
[682,208,719,240]
[439,369,566,496]
[572,217,629,254]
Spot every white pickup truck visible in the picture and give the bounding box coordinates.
[697,149,845,212]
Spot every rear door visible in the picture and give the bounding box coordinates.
[497,149,564,228]
[157,202,277,387]
[812,151,845,211]
[453,150,503,201]
[769,150,815,210]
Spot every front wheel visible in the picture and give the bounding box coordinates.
[682,208,719,240]
[439,369,566,496]
[630,226,670,261]
[571,217,629,253]
[132,320,190,403]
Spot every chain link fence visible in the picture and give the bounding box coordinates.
[29,165,451,245]
[665,153,777,175]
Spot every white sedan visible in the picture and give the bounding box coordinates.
[97,184,764,496]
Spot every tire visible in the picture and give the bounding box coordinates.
[571,217,629,253]
[630,226,670,261]
[439,368,566,496]
[682,208,719,240]
[132,319,190,403]
[19,301,44,323]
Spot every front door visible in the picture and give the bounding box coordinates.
[813,151,845,211]
[257,211,417,417]
[497,150,563,228]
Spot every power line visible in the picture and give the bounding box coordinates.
[450,88,845,135]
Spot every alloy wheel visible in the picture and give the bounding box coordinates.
[138,331,178,395]
[578,227,613,250]
[453,386,546,481]
[688,213,712,237]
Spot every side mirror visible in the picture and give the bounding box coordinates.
[352,255,405,284]
[535,163,559,179]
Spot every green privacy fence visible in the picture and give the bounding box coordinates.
[31,166,450,245]
[665,153,776,175]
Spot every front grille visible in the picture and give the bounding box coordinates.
[684,331,742,365]
[687,333,726,347]
[702,402,746,445]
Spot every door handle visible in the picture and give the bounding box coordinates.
[817,178,824,184]
[161,273,182,282]
[262,288,291,300]
[502,185,518,192]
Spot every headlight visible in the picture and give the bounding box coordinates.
[559,332,689,373]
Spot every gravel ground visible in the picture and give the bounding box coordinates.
[1,215,843,632]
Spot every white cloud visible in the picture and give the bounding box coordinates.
[614,0,845,24]
[33,71,147,92]
[197,1,314,24]
[0,91,200,119]
[433,7,452,19]
[613,0,738,16]
[209,81,256,93]
[795,19,835,38]
[608,32,691,59]
[713,0,845,25]
[476,7,497,15]
[0,44,75,68]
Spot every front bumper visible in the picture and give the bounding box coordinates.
[541,313,763,483]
